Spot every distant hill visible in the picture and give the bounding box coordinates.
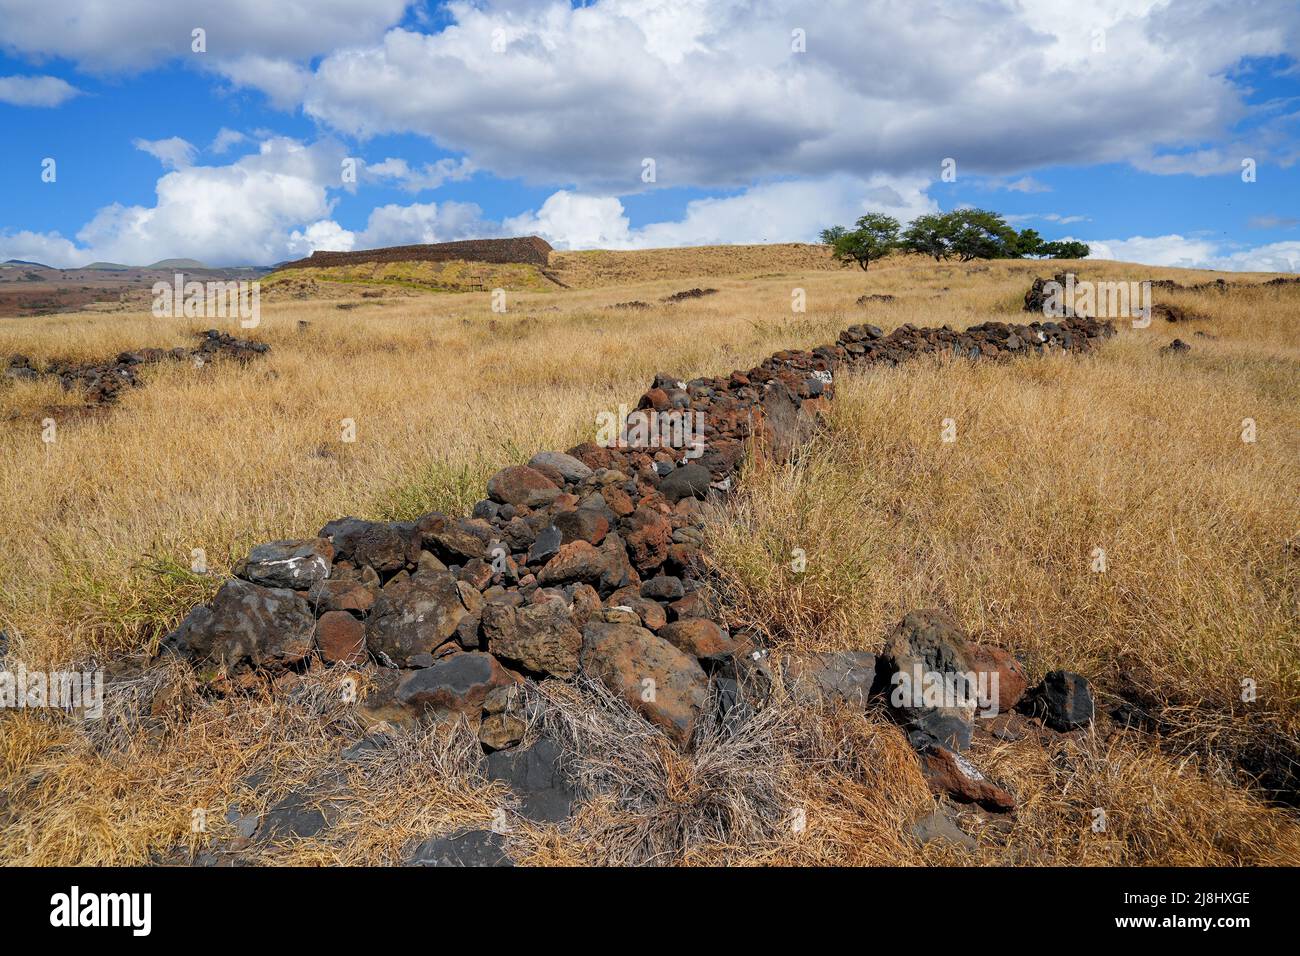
[82,262,133,271]
[3,258,54,269]
[146,258,209,270]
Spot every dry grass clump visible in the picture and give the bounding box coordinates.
[971,730,1300,865]
[517,679,932,866]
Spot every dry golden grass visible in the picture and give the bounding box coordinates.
[1,247,1297,866]
[549,241,841,287]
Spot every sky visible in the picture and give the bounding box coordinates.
[0,0,1297,270]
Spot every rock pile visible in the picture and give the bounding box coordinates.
[163,311,1112,811]
[661,288,718,302]
[5,330,268,406]
[1023,273,1076,313]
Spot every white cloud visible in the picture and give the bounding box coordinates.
[210,128,247,154]
[1004,177,1052,194]
[286,219,356,258]
[134,136,198,170]
[504,194,632,249]
[0,74,80,107]
[363,157,477,192]
[0,230,85,267]
[297,0,1300,189]
[212,55,311,110]
[1086,234,1300,271]
[505,174,937,249]
[1210,241,1300,272]
[0,137,348,267]
[0,0,409,71]
[355,200,491,247]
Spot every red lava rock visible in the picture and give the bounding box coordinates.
[537,541,607,586]
[660,618,735,663]
[307,577,377,615]
[481,601,582,678]
[918,744,1016,813]
[166,307,1117,777]
[668,590,711,621]
[315,610,366,664]
[487,465,559,507]
[553,508,610,546]
[623,506,672,572]
[580,620,708,746]
[967,643,1029,715]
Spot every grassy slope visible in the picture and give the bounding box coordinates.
[0,249,1297,865]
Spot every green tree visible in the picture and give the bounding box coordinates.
[1040,239,1091,259]
[900,213,955,261]
[826,213,900,271]
[1011,228,1044,258]
[946,208,1018,261]
[819,225,847,245]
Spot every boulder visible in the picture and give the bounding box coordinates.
[162,578,314,673]
[423,525,487,563]
[553,508,610,546]
[657,463,713,503]
[315,610,366,664]
[481,601,582,678]
[485,734,576,823]
[394,652,516,720]
[1019,670,1095,731]
[306,577,376,615]
[537,540,607,586]
[660,618,736,664]
[641,575,685,601]
[366,571,472,667]
[916,742,1015,813]
[782,650,877,707]
[527,525,563,564]
[623,507,672,571]
[537,536,636,593]
[407,829,513,867]
[528,451,593,483]
[580,621,708,746]
[880,609,977,750]
[235,538,333,590]
[967,643,1028,715]
[487,465,559,507]
[321,517,409,573]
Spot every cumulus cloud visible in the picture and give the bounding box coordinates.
[0,137,348,267]
[1086,234,1300,272]
[0,74,80,107]
[503,174,936,249]
[0,0,409,72]
[297,0,1300,189]
[0,230,85,267]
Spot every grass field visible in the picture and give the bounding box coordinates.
[1,247,1297,865]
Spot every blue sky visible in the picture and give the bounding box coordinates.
[0,0,1297,270]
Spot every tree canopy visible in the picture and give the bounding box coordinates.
[822,213,900,271]
[823,208,1089,263]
